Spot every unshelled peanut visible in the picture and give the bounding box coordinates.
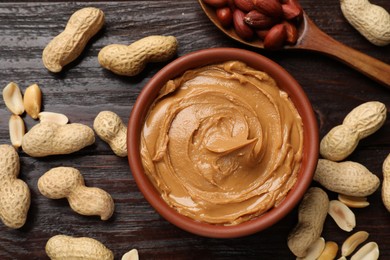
[287,187,329,258]
[320,101,386,161]
[38,167,114,220]
[98,35,178,76]
[340,0,390,46]
[93,111,127,157]
[314,159,380,197]
[381,153,390,212]
[42,7,105,72]
[22,121,95,157]
[45,234,114,260]
[0,144,30,229]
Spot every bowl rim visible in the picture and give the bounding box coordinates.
[128,47,319,238]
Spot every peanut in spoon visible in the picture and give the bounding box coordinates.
[199,0,390,87]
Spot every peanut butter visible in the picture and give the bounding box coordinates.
[140,61,303,225]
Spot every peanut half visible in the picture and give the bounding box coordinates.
[38,167,114,220]
[341,231,369,257]
[320,101,386,161]
[38,111,69,125]
[42,7,105,72]
[381,153,390,212]
[2,82,24,115]
[23,83,42,119]
[9,115,25,148]
[318,241,339,260]
[297,237,325,260]
[314,159,380,197]
[328,200,356,232]
[45,234,114,260]
[287,187,329,258]
[350,242,379,260]
[338,194,369,208]
[122,249,139,260]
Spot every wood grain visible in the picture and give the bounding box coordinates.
[0,1,389,259]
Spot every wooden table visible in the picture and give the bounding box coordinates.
[0,1,389,259]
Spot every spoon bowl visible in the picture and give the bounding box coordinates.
[198,0,390,87]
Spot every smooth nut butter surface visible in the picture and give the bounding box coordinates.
[140,61,303,225]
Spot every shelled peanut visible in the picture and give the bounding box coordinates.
[3,82,40,148]
[318,241,338,260]
[341,231,369,257]
[328,200,356,232]
[202,0,302,49]
[23,84,42,119]
[122,249,139,260]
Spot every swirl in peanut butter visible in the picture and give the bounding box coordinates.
[140,61,303,225]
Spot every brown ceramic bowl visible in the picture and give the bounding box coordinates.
[128,48,318,238]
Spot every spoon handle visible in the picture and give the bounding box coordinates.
[299,15,390,88]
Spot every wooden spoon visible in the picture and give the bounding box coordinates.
[198,1,390,88]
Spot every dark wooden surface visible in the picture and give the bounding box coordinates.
[0,1,389,259]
